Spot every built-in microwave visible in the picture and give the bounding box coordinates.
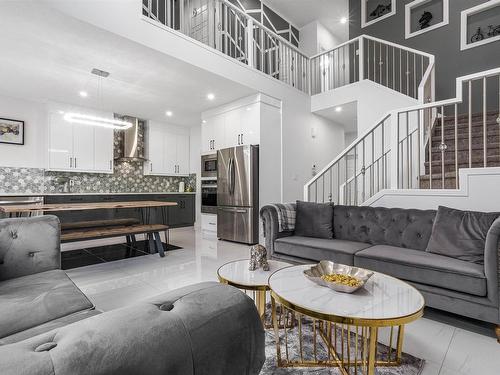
[201,154,217,178]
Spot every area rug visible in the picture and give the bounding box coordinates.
[260,319,425,375]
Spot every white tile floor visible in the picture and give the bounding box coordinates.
[66,227,500,375]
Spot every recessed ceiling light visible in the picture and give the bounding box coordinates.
[340,17,348,24]
[335,106,343,112]
[166,111,173,117]
[207,93,215,101]
[202,120,207,124]
[79,91,88,98]
[58,110,65,114]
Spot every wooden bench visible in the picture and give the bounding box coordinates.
[61,219,169,257]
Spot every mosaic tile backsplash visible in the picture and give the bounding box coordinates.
[0,162,196,194]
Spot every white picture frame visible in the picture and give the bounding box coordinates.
[461,0,500,51]
[361,0,396,28]
[405,0,449,39]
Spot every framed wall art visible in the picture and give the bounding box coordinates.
[0,118,24,145]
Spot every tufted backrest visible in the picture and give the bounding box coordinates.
[0,215,61,281]
[333,206,436,251]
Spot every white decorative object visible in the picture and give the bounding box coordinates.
[217,259,290,287]
[361,0,396,28]
[461,0,500,51]
[178,181,185,192]
[405,0,449,39]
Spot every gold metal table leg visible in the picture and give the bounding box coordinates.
[255,290,267,322]
[367,327,378,375]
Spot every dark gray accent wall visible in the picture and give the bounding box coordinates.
[349,0,500,101]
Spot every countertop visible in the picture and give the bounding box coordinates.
[0,192,196,197]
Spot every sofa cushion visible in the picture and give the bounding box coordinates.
[295,201,334,239]
[334,206,436,251]
[354,245,487,296]
[275,236,371,265]
[426,206,499,265]
[0,269,94,339]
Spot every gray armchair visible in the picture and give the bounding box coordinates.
[0,216,266,374]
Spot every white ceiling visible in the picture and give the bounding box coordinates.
[265,0,349,37]
[0,2,256,127]
[315,101,358,133]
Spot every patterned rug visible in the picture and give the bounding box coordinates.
[260,319,425,375]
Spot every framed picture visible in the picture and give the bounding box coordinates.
[361,0,396,28]
[0,118,24,145]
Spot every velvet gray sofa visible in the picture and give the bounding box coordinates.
[0,215,265,374]
[261,204,500,340]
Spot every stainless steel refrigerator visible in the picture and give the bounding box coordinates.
[217,145,259,244]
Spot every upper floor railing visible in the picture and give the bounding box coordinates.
[142,1,434,101]
[142,0,310,93]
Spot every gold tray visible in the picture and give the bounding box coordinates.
[303,260,374,293]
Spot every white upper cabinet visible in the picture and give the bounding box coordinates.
[48,111,114,173]
[145,122,190,176]
[201,94,273,152]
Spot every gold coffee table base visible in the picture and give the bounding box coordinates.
[271,294,422,375]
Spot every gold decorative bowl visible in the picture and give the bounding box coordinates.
[303,260,374,293]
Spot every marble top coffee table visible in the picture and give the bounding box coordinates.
[269,264,425,375]
[217,259,290,322]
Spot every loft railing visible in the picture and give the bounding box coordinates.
[396,68,500,190]
[310,35,435,101]
[305,67,500,203]
[142,1,434,100]
[142,0,310,93]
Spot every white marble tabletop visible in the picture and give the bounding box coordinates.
[269,264,424,321]
[217,259,291,288]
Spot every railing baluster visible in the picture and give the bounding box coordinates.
[441,106,445,189]
[417,109,421,189]
[455,104,458,189]
[468,80,472,168]
[428,105,433,189]
[483,77,487,167]
[406,112,410,189]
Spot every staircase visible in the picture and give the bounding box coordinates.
[420,111,500,189]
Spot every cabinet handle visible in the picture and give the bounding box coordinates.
[74,157,77,168]
[69,157,73,168]
[237,134,240,145]
[109,160,112,170]
[150,163,153,172]
[241,133,244,144]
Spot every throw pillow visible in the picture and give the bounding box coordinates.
[294,201,334,239]
[425,206,499,264]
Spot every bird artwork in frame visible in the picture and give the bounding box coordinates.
[0,118,24,145]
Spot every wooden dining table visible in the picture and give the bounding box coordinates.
[0,200,179,257]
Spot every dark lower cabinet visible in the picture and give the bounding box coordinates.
[44,194,196,228]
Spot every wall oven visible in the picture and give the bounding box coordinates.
[201,180,217,214]
[201,154,217,178]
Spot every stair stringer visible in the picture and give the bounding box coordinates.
[362,167,500,211]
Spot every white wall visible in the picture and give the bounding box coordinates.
[0,95,47,168]
[364,168,500,212]
[311,80,419,135]
[189,124,201,227]
[300,20,345,57]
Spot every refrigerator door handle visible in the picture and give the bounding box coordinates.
[230,157,235,195]
[227,157,232,196]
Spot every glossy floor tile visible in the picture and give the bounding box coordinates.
[66,227,500,374]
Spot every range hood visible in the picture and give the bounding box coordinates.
[114,115,148,162]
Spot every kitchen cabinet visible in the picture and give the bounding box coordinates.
[48,112,114,173]
[201,115,225,153]
[145,122,190,176]
[201,97,267,152]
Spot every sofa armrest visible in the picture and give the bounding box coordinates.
[260,205,293,257]
[0,282,265,375]
[485,217,500,308]
[0,216,61,281]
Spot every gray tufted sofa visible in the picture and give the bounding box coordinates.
[261,204,500,340]
[0,216,265,374]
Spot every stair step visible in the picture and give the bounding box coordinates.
[419,174,458,189]
[430,133,499,145]
[425,155,500,167]
[430,142,500,154]
[425,160,500,174]
[440,112,499,125]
